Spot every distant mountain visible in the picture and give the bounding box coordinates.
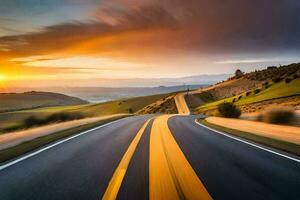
[5,74,231,103]
[41,84,207,103]
[0,91,88,112]
[88,74,231,87]
[179,74,232,84]
[8,85,208,103]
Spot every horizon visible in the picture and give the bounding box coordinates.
[1,0,300,88]
[0,73,228,91]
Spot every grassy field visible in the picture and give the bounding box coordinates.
[196,78,300,112]
[0,115,128,163]
[0,93,171,133]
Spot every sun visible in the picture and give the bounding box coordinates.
[0,74,6,81]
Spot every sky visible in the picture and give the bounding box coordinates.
[0,0,300,88]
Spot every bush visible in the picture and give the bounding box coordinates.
[272,77,282,83]
[293,74,299,79]
[263,81,269,86]
[238,95,242,100]
[232,98,236,103]
[254,89,261,94]
[23,116,43,128]
[46,112,85,122]
[287,70,296,76]
[259,107,295,124]
[23,112,86,128]
[285,78,293,83]
[128,108,134,113]
[246,91,251,96]
[217,102,241,118]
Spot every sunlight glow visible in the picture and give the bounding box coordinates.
[0,74,6,81]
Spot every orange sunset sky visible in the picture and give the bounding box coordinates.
[0,0,299,88]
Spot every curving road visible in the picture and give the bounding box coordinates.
[0,114,300,200]
[174,93,190,115]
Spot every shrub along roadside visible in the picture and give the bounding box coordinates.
[258,107,295,124]
[0,115,130,163]
[23,112,87,129]
[1,112,88,134]
[217,102,241,118]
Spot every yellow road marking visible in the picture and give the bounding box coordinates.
[102,119,151,200]
[150,115,212,200]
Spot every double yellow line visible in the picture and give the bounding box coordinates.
[150,115,212,200]
[102,119,151,200]
[102,115,212,200]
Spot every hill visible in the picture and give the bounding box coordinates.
[244,63,300,81]
[0,92,171,133]
[137,95,178,114]
[191,63,300,114]
[8,84,206,103]
[0,91,88,113]
[196,78,300,113]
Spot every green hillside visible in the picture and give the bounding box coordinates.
[196,78,300,113]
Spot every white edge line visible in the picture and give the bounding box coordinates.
[0,118,126,171]
[194,119,300,163]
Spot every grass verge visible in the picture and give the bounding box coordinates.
[199,119,300,156]
[0,115,130,163]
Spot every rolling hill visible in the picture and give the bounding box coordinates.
[0,91,88,113]
[191,63,300,114]
[195,78,300,113]
[0,92,171,133]
[8,84,206,103]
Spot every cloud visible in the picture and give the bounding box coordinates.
[0,0,300,78]
[215,58,297,64]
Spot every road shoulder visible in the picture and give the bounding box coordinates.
[198,118,300,156]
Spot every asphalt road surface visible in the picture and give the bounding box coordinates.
[174,93,190,115]
[0,115,300,200]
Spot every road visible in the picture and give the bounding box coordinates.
[0,114,300,200]
[174,93,190,115]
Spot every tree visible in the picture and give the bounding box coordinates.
[235,69,244,78]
